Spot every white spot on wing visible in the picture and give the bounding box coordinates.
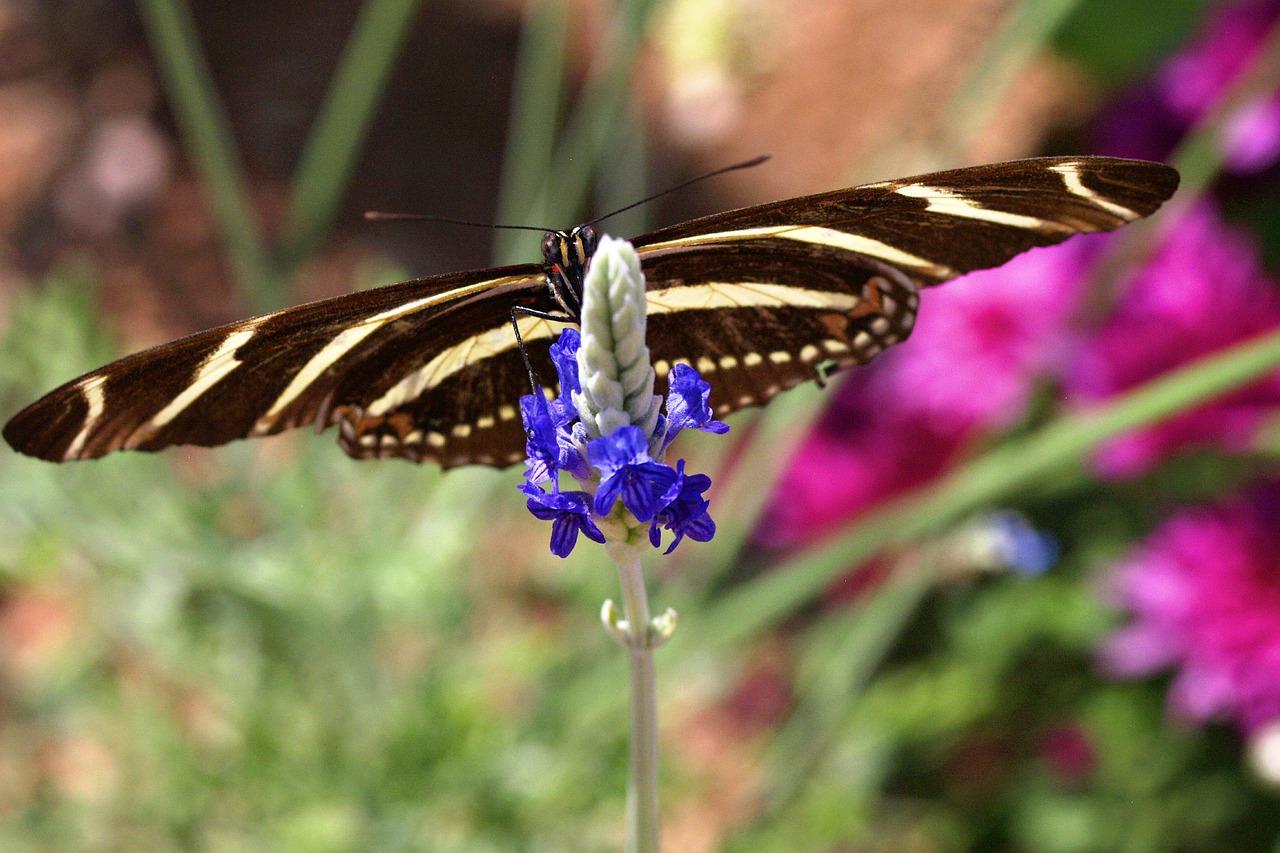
[64,376,106,459]
[147,325,261,433]
[894,183,1069,231]
[1050,162,1139,221]
[641,226,954,278]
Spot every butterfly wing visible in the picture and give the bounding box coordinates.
[633,156,1178,415]
[3,265,552,466]
[5,156,1178,468]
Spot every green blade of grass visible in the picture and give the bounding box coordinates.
[493,0,572,265]
[136,0,279,311]
[279,0,425,275]
[515,0,663,234]
[760,565,934,815]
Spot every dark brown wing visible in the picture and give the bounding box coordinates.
[632,156,1178,415]
[5,156,1178,469]
[3,265,551,467]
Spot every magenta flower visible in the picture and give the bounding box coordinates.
[1095,0,1280,172]
[756,398,958,548]
[886,240,1090,434]
[758,243,1089,548]
[1099,484,1280,734]
[1065,202,1280,477]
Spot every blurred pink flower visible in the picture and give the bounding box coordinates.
[888,241,1090,433]
[758,243,1089,548]
[1065,202,1280,477]
[1099,484,1280,734]
[1095,0,1280,172]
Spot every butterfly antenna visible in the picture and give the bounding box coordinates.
[586,154,770,227]
[363,211,556,234]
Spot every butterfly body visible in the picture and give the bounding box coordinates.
[3,156,1179,468]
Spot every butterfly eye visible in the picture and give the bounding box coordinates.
[541,232,560,262]
[577,225,598,256]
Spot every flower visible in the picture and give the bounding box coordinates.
[1099,483,1280,734]
[521,388,587,485]
[588,425,681,522]
[1094,0,1280,172]
[1065,202,1280,477]
[521,484,605,558]
[549,327,583,398]
[516,235,725,557]
[660,363,729,453]
[965,511,1060,576]
[519,348,724,554]
[649,460,716,553]
[521,390,564,485]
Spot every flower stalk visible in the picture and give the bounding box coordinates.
[518,235,725,852]
[607,539,661,853]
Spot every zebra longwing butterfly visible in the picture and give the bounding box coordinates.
[3,156,1178,469]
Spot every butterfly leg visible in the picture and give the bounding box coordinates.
[508,305,575,397]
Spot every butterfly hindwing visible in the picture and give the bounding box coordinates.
[636,239,921,416]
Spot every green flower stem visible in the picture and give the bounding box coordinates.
[279,0,424,274]
[691,324,1280,647]
[137,0,279,311]
[606,538,661,853]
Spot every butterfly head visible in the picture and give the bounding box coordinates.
[541,224,598,273]
[541,224,598,319]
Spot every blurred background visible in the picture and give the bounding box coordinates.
[2,0,1280,850]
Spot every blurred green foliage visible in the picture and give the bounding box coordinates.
[1054,0,1214,85]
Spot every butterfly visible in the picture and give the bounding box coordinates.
[3,156,1178,468]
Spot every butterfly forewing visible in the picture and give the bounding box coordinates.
[630,156,1178,420]
[4,156,1179,467]
[2,266,547,464]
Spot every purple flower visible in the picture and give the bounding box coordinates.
[649,460,716,554]
[549,328,582,398]
[661,363,729,452]
[1065,202,1280,477]
[1095,0,1280,172]
[520,390,564,485]
[887,241,1090,434]
[588,426,680,522]
[519,328,725,556]
[521,484,606,558]
[519,387,588,485]
[1099,483,1280,734]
